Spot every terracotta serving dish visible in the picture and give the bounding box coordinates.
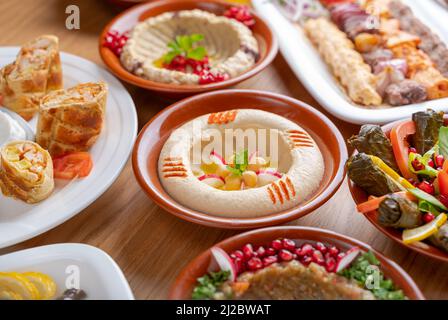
[99,0,278,99]
[168,226,425,300]
[132,89,348,229]
[348,117,448,263]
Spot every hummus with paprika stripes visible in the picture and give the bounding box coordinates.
[158,109,324,217]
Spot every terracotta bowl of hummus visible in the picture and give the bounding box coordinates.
[168,226,424,300]
[132,90,347,229]
[99,0,278,99]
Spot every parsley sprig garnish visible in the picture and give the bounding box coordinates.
[227,149,249,176]
[192,270,230,300]
[162,34,207,64]
[338,251,406,300]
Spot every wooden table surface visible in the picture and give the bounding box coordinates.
[0,0,447,300]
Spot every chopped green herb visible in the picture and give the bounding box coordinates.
[338,251,406,300]
[227,149,249,176]
[192,270,230,300]
[162,34,207,64]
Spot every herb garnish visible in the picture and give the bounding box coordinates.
[192,270,230,300]
[338,251,406,300]
[227,149,249,176]
[162,34,207,64]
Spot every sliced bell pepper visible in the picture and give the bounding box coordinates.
[369,155,414,189]
[390,120,416,179]
[438,160,448,197]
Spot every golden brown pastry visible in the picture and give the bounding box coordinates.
[0,141,54,204]
[36,81,108,156]
[0,35,62,120]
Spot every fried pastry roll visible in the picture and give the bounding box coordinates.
[36,81,108,157]
[0,141,54,204]
[0,35,62,120]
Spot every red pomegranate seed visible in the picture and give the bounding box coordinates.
[230,250,244,260]
[242,244,254,259]
[266,247,276,256]
[312,250,325,265]
[247,257,263,271]
[279,249,294,261]
[428,159,435,168]
[422,213,435,223]
[263,255,278,267]
[300,244,314,256]
[282,238,296,251]
[328,246,339,257]
[412,159,425,171]
[337,252,346,262]
[325,257,337,272]
[435,155,445,168]
[234,258,245,274]
[417,181,435,195]
[271,239,283,250]
[256,246,266,258]
[315,242,327,254]
[301,255,312,266]
[408,147,417,154]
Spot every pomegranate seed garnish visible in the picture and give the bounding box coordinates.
[266,247,276,256]
[328,246,339,257]
[417,181,435,195]
[411,159,425,171]
[247,257,263,271]
[282,238,296,251]
[242,244,254,259]
[300,244,314,256]
[263,255,278,267]
[230,250,244,260]
[422,212,435,223]
[103,30,129,57]
[312,250,325,265]
[223,6,256,29]
[256,246,266,258]
[337,252,346,262]
[325,257,337,272]
[428,159,435,168]
[234,257,245,274]
[279,249,294,261]
[435,155,445,168]
[408,147,417,154]
[315,242,327,254]
[301,255,312,266]
[271,239,283,251]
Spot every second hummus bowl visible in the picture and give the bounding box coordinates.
[132,89,348,229]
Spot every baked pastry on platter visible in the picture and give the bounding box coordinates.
[36,81,108,157]
[0,140,54,204]
[0,35,62,120]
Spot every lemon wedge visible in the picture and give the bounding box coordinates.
[403,213,447,244]
[0,290,23,300]
[0,272,40,300]
[23,272,57,300]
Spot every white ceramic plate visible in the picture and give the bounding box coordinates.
[0,243,134,300]
[0,47,138,249]
[253,0,448,124]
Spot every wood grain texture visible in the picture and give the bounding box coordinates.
[0,0,447,299]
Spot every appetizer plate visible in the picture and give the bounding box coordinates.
[252,0,448,125]
[0,47,138,249]
[133,89,348,229]
[169,226,424,299]
[348,117,448,263]
[99,0,278,99]
[0,243,134,300]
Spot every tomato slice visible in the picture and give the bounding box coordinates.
[52,152,93,180]
[390,120,416,179]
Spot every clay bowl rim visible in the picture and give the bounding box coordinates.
[132,89,348,229]
[98,0,278,94]
[168,226,425,300]
[347,117,448,263]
